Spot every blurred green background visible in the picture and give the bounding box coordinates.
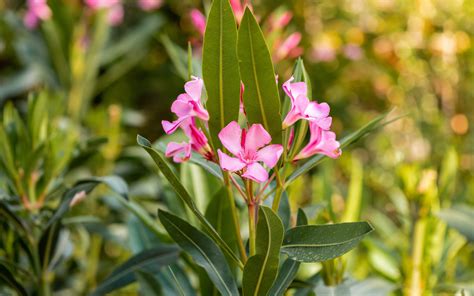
[0,0,473,295]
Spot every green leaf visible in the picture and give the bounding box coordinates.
[286,112,391,185]
[138,135,242,268]
[46,175,128,228]
[238,8,282,144]
[281,222,374,262]
[0,264,27,296]
[437,204,474,242]
[158,210,239,296]
[269,209,308,296]
[0,201,30,237]
[91,245,180,296]
[202,0,241,149]
[38,222,61,270]
[243,206,284,296]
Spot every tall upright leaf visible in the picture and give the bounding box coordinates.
[281,222,374,262]
[202,0,241,148]
[238,8,282,144]
[138,135,242,268]
[158,210,239,296]
[242,206,284,296]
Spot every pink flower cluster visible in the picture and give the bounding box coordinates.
[85,0,124,26]
[282,77,341,160]
[162,77,213,163]
[162,76,341,183]
[24,0,52,29]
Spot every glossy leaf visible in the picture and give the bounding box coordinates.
[242,206,284,296]
[91,245,180,295]
[202,0,241,148]
[437,204,474,242]
[269,209,308,296]
[158,210,239,296]
[238,8,282,144]
[138,135,242,268]
[281,222,374,262]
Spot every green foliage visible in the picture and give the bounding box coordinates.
[203,0,241,149]
[238,8,282,144]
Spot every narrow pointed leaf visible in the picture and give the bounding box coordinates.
[0,264,28,296]
[91,245,180,295]
[138,135,242,268]
[286,112,392,185]
[437,204,474,242]
[203,0,241,148]
[243,206,284,296]
[269,208,308,296]
[281,222,373,262]
[238,8,282,144]
[158,210,239,296]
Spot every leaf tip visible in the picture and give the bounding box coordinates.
[137,134,151,147]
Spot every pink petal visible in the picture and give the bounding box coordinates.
[138,0,162,11]
[190,9,206,36]
[218,121,242,156]
[283,77,307,100]
[165,142,191,163]
[242,162,268,183]
[244,124,271,154]
[171,98,193,116]
[191,101,210,121]
[305,102,330,119]
[218,150,246,172]
[294,95,310,114]
[107,4,124,26]
[282,107,303,128]
[162,117,187,134]
[184,77,203,102]
[315,116,333,130]
[256,144,283,168]
[294,125,341,160]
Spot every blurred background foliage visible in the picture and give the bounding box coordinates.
[0,0,473,295]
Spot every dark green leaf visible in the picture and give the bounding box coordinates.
[0,264,27,296]
[269,208,308,296]
[0,201,29,236]
[158,210,239,296]
[38,222,60,270]
[238,8,282,144]
[437,204,474,242]
[281,222,373,262]
[91,245,180,296]
[138,135,242,268]
[243,206,284,296]
[203,0,241,148]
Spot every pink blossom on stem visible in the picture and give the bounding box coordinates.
[138,0,162,11]
[274,32,302,62]
[218,122,283,183]
[282,77,332,129]
[165,142,192,163]
[190,9,206,36]
[85,0,119,9]
[239,82,246,115]
[230,0,245,24]
[24,0,52,29]
[294,122,341,160]
[85,0,123,26]
[162,76,209,134]
[107,4,124,26]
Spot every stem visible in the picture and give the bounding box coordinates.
[246,181,257,256]
[224,173,247,263]
[408,219,427,296]
[271,167,285,211]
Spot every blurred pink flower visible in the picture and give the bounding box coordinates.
[230,0,246,24]
[274,32,302,62]
[311,44,336,62]
[343,44,363,60]
[294,122,341,160]
[85,0,123,26]
[165,142,191,163]
[162,76,209,134]
[190,9,206,36]
[218,122,283,183]
[267,11,293,33]
[24,0,52,29]
[138,0,162,11]
[282,77,332,129]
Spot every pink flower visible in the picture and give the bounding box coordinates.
[217,122,283,183]
[274,32,302,62]
[294,122,341,160]
[230,0,245,24]
[282,77,332,129]
[138,0,162,11]
[24,0,52,29]
[85,0,123,26]
[343,44,363,60]
[190,9,206,36]
[162,76,209,134]
[239,82,246,115]
[165,119,213,163]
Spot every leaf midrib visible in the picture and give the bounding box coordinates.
[218,0,225,130]
[245,17,269,131]
[282,234,366,248]
[163,215,233,296]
